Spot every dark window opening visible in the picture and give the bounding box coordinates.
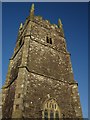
[55,104,57,109]
[16,104,19,110]
[50,38,52,44]
[46,37,52,44]
[47,37,49,43]
[55,112,59,120]
[50,112,54,120]
[44,110,48,120]
[17,93,21,98]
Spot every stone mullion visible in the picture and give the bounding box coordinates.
[54,111,55,119]
[48,110,50,119]
[42,111,44,119]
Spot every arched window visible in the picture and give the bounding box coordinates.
[42,99,61,119]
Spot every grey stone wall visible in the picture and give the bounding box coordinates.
[2,46,23,118]
[28,39,74,83]
[23,72,76,118]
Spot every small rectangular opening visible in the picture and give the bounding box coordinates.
[47,37,49,43]
[17,93,21,98]
[50,38,52,44]
[16,104,19,110]
[46,37,52,44]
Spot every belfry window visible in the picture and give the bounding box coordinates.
[47,37,49,43]
[16,104,19,110]
[46,37,52,44]
[17,93,21,98]
[50,38,52,44]
[43,99,61,119]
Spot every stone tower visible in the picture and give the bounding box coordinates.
[2,4,83,119]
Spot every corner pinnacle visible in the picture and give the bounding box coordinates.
[31,4,34,12]
[58,18,63,29]
[19,23,23,30]
[30,4,35,20]
[58,18,64,37]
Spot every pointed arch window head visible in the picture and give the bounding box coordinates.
[42,99,61,119]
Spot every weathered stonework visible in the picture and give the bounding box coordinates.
[2,4,83,119]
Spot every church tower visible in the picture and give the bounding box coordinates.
[2,4,83,119]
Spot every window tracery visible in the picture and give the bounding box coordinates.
[42,99,60,119]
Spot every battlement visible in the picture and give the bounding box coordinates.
[18,3,64,41]
[18,16,64,38]
[14,9,66,59]
[34,16,64,37]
